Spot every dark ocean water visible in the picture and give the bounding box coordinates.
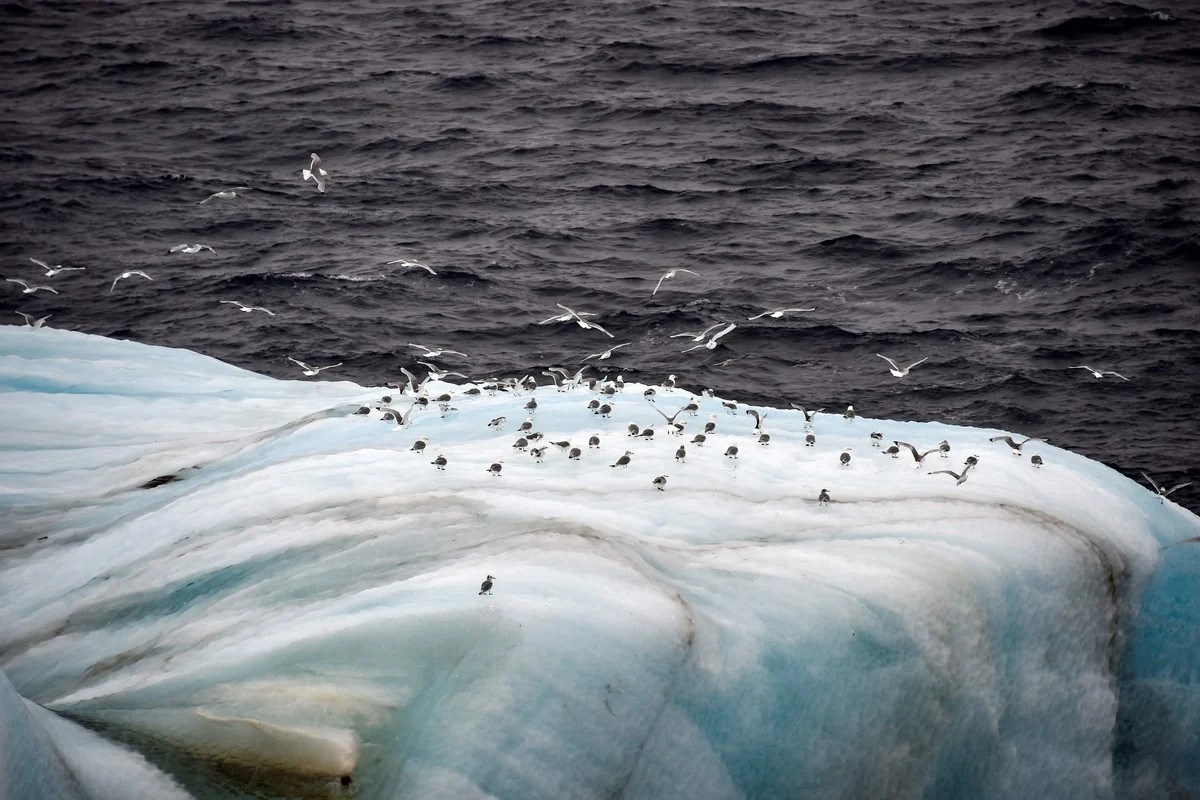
[2,0,1198,511]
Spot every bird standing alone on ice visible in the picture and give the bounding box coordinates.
[840,448,852,466]
[653,475,668,491]
[479,575,495,595]
[818,489,831,506]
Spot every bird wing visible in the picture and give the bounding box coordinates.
[1104,371,1131,381]
[442,349,468,357]
[989,436,1015,446]
[1069,365,1094,372]
[29,258,50,270]
[928,470,961,478]
[669,331,699,339]
[678,268,699,276]
[316,363,342,372]
[710,322,737,342]
[288,357,314,371]
[15,311,32,323]
[219,300,243,308]
[1165,482,1194,495]
[6,278,29,289]
[906,356,930,370]
[407,343,433,354]
[585,321,615,338]
[1140,471,1163,493]
[895,441,919,458]
[747,310,769,320]
[416,263,437,274]
[257,307,277,316]
[681,342,706,353]
[652,273,668,295]
[876,354,901,371]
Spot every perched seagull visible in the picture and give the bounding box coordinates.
[29,258,85,277]
[6,278,58,295]
[929,466,972,486]
[287,356,341,376]
[652,475,668,491]
[479,575,495,595]
[682,322,737,352]
[108,271,153,294]
[1140,471,1192,502]
[168,243,216,254]
[748,307,816,320]
[840,448,853,466]
[1071,365,1130,381]
[670,321,729,342]
[15,311,51,328]
[409,343,467,359]
[584,343,631,361]
[611,451,634,468]
[302,152,327,192]
[1030,454,1044,469]
[652,268,699,296]
[198,187,251,204]
[989,435,1045,455]
[876,354,930,378]
[488,462,503,476]
[386,259,437,275]
[219,300,275,315]
[817,489,831,506]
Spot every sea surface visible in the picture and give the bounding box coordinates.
[1,0,1197,510]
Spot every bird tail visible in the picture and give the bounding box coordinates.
[302,169,313,181]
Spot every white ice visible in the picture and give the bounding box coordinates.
[0,328,1196,800]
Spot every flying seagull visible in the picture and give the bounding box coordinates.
[409,343,467,359]
[670,322,729,342]
[748,308,816,320]
[1140,471,1192,502]
[6,278,59,295]
[895,441,939,465]
[288,356,341,376]
[929,466,973,486]
[198,187,251,204]
[29,258,85,277]
[1070,365,1130,380]
[15,311,51,328]
[584,343,631,361]
[682,322,737,352]
[386,259,437,275]
[989,435,1045,454]
[220,300,275,315]
[302,152,327,192]
[652,268,698,296]
[109,271,153,294]
[168,243,216,254]
[876,354,929,378]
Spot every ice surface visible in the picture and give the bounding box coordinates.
[0,327,1197,800]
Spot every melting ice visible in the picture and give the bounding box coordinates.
[0,328,1196,800]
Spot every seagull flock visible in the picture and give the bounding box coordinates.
[4,150,1190,601]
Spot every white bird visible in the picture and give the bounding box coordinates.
[876,354,930,378]
[386,259,437,275]
[288,356,341,376]
[409,343,467,359]
[15,311,51,328]
[198,187,251,204]
[417,362,469,381]
[168,243,216,254]
[682,322,737,352]
[652,268,699,296]
[29,258,85,277]
[748,308,815,320]
[219,300,275,316]
[1140,471,1192,502]
[538,304,598,325]
[302,152,327,192]
[669,321,728,342]
[1071,365,1130,380]
[109,271,153,294]
[6,278,59,295]
[584,343,631,361]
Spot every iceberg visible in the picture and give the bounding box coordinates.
[0,327,1196,800]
